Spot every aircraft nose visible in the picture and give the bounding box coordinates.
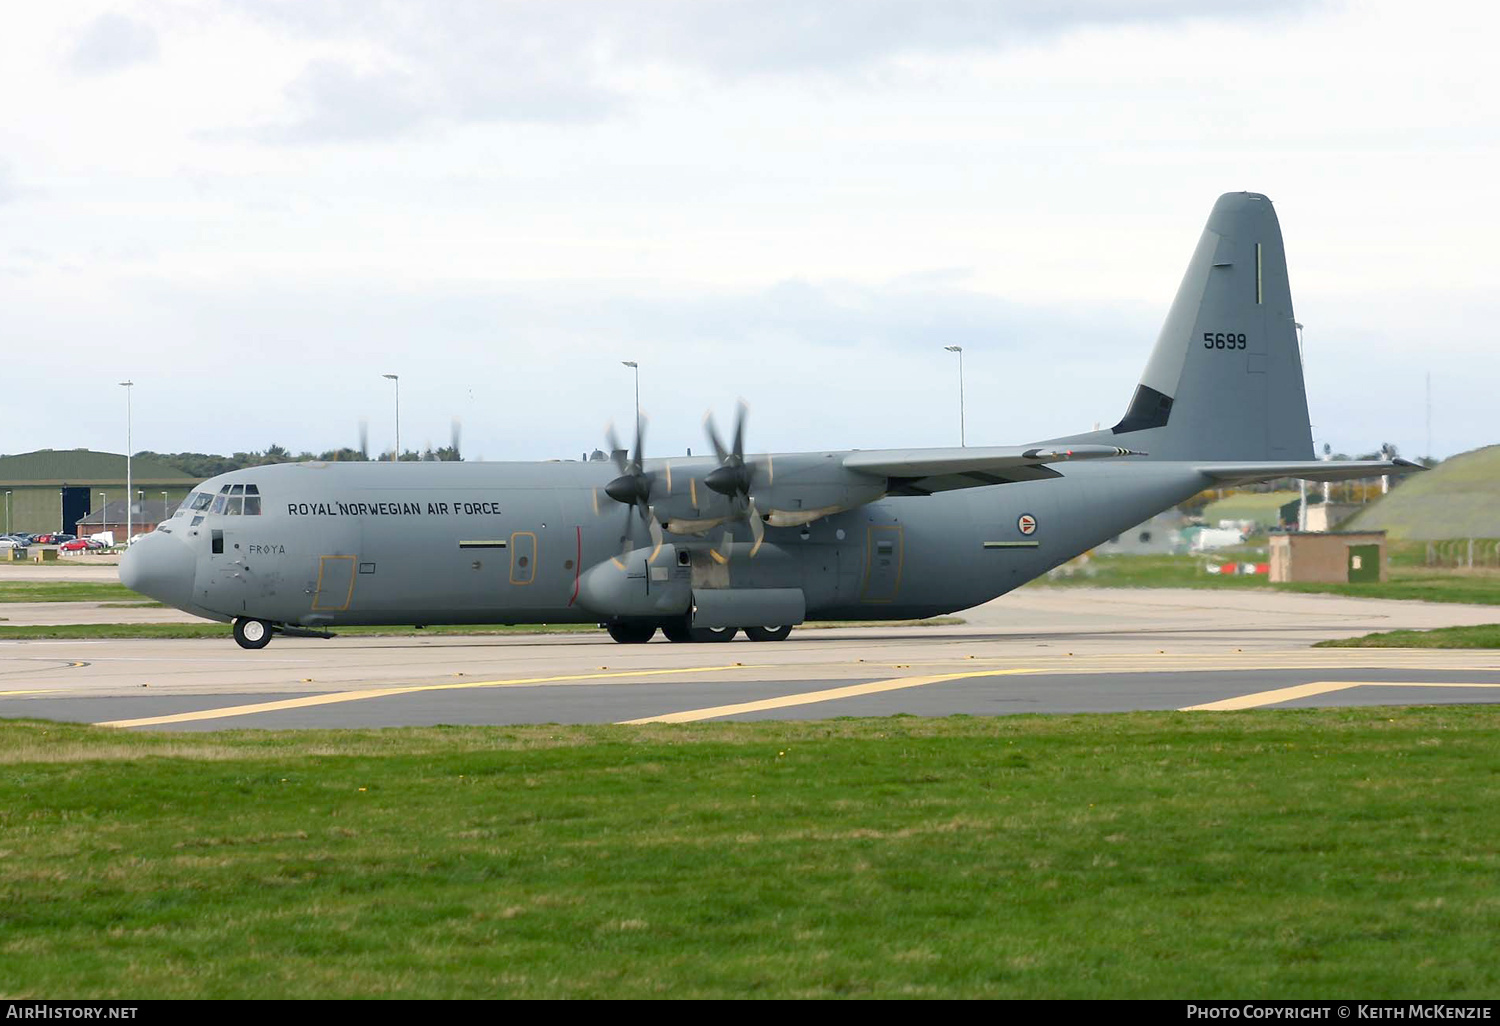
[119,531,196,610]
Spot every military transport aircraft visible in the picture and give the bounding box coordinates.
[121,192,1418,649]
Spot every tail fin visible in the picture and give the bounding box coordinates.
[1054,192,1314,462]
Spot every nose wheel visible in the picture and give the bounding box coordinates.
[233,617,273,650]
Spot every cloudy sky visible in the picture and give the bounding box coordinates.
[2,0,1495,464]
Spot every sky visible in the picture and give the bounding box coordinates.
[2,0,1496,465]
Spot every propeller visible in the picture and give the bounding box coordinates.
[601,415,664,566]
[704,401,766,557]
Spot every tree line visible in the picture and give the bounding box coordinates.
[135,444,461,479]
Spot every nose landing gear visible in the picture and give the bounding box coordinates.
[232,617,273,650]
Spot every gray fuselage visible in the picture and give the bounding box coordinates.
[127,456,1209,629]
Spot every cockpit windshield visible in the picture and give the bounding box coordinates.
[202,484,262,516]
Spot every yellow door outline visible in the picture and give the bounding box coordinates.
[510,531,538,585]
[860,525,904,603]
[312,555,357,611]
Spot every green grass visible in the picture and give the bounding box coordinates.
[2,710,1498,998]
[0,581,145,603]
[1317,624,1500,648]
[1034,553,1500,605]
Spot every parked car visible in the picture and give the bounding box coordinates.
[0,536,27,550]
[59,538,93,552]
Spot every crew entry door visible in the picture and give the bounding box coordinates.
[861,524,904,603]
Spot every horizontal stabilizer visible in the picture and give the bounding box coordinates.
[1195,458,1423,485]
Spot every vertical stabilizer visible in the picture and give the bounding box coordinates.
[1052,192,1314,462]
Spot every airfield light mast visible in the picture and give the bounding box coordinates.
[119,381,133,544]
[382,374,400,461]
[621,361,639,424]
[943,346,966,447]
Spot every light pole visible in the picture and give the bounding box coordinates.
[943,346,966,447]
[162,491,169,521]
[101,493,107,538]
[4,491,9,535]
[382,374,400,461]
[1294,323,1306,530]
[621,361,639,425]
[119,381,133,543]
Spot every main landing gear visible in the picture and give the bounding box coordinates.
[606,618,794,644]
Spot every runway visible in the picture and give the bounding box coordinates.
[2,586,1497,730]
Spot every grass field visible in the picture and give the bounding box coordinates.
[0,581,151,603]
[1317,624,1500,649]
[1034,553,1500,605]
[3,709,1498,999]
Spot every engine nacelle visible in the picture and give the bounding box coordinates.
[576,545,692,619]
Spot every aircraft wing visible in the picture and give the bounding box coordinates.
[843,445,1144,495]
[1194,458,1424,485]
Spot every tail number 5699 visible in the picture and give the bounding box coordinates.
[1204,332,1247,350]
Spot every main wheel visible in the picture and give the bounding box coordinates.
[744,625,793,642]
[660,619,694,643]
[688,625,737,643]
[233,617,273,650]
[606,622,657,644]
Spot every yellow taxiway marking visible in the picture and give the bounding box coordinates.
[619,667,1043,725]
[1183,681,1500,712]
[0,689,60,696]
[96,664,763,729]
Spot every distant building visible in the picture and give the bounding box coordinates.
[1303,502,1361,533]
[74,499,178,541]
[1269,531,1387,584]
[0,450,196,536]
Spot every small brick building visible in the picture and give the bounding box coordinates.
[1269,530,1388,584]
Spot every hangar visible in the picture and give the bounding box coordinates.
[0,450,196,537]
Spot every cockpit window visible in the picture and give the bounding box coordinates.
[188,492,213,512]
[208,483,263,515]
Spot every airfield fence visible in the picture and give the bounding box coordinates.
[1423,539,1500,569]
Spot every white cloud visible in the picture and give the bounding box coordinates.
[69,11,160,75]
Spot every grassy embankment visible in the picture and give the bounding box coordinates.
[2,709,1498,999]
